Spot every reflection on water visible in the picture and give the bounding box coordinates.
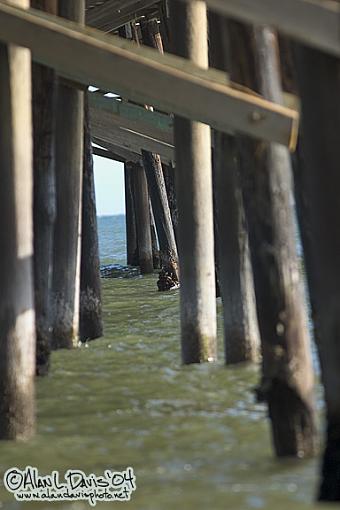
[0,216,325,509]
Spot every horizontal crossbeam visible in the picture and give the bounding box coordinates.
[93,137,142,163]
[0,2,298,148]
[91,108,174,162]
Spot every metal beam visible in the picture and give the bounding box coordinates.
[0,2,298,148]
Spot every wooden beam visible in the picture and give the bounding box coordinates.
[90,107,174,161]
[0,2,298,148]
[92,145,125,163]
[89,93,173,144]
[187,0,340,58]
[93,137,141,163]
[89,93,298,153]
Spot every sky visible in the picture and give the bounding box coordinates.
[93,155,125,216]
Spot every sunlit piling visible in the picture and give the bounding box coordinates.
[0,0,35,439]
[170,0,217,363]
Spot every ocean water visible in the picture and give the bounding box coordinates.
[0,215,325,510]
[98,214,126,266]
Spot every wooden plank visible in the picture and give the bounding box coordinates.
[0,2,298,148]
[93,137,141,162]
[90,106,174,160]
[92,145,125,163]
[189,0,340,58]
[89,93,173,144]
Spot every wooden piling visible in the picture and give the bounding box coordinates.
[169,0,217,363]
[124,162,139,266]
[79,94,103,342]
[214,131,260,363]
[0,0,35,439]
[130,161,154,274]
[32,0,57,375]
[227,21,316,456]
[139,19,179,281]
[141,151,179,279]
[210,13,260,364]
[162,162,178,242]
[150,203,160,269]
[294,42,340,500]
[51,0,85,349]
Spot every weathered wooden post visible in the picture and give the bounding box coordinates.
[32,0,57,374]
[52,0,85,349]
[0,0,35,439]
[162,161,178,242]
[294,41,340,500]
[79,94,103,342]
[226,21,316,456]
[124,162,139,266]
[130,161,153,274]
[169,0,217,363]
[149,203,160,269]
[139,19,179,281]
[210,13,260,364]
[142,151,179,279]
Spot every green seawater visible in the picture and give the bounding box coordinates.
[0,216,325,509]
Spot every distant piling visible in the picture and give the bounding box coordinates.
[139,20,179,281]
[124,162,139,266]
[149,203,160,269]
[131,161,154,274]
[141,151,179,279]
[162,162,178,243]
